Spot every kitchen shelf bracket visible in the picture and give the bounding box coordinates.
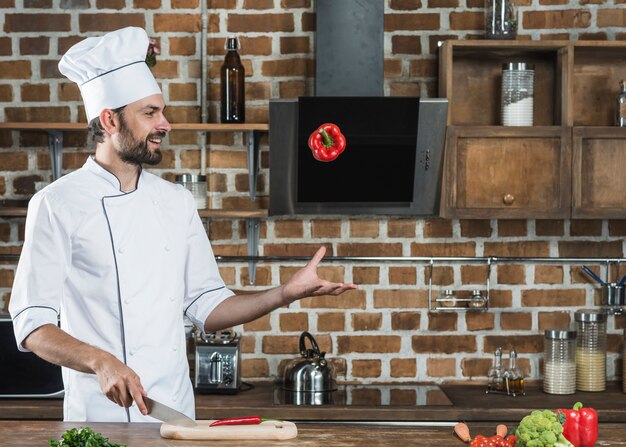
[247,130,261,201]
[47,131,63,181]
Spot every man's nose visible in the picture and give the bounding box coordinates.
[158,114,172,132]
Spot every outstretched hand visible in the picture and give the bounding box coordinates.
[281,246,357,304]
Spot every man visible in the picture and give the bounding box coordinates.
[9,27,356,423]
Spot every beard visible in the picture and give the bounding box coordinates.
[116,114,165,166]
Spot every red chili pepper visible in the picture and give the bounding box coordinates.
[555,402,598,447]
[209,416,272,427]
[308,123,346,162]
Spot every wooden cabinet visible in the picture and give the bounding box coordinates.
[439,40,626,219]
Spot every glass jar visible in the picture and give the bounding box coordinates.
[504,348,524,396]
[487,347,505,393]
[502,63,534,126]
[485,0,517,40]
[469,290,487,309]
[176,174,207,209]
[575,310,607,392]
[543,329,576,395]
[437,289,457,308]
[617,80,626,127]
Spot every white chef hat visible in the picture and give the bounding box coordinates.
[58,27,161,122]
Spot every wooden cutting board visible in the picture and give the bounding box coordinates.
[160,419,298,440]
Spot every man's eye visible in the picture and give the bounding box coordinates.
[146,112,154,117]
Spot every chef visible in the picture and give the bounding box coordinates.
[9,27,356,423]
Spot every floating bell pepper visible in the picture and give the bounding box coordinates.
[556,402,598,447]
[308,123,346,162]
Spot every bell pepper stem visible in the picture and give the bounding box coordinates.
[318,128,333,148]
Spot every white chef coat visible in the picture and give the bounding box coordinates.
[9,156,234,422]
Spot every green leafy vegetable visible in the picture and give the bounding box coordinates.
[515,410,574,447]
[49,427,127,447]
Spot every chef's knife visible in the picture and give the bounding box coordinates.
[144,396,197,427]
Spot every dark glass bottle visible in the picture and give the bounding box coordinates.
[220,36,245,123]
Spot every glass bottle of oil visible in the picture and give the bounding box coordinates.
[504,348,525,396]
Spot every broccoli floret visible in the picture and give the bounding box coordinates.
[515,410,574,447]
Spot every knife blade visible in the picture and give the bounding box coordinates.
[144,396,197,427]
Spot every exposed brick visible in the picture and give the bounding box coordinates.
[57,83,80,102]
[558,240,623,258]
[541,32,571,40]
[170,37,196,56]
[497,265,526,285]
[461,358,491,378]
[391,35,421,55]
[20,84,50,102]
[349,220,379,238]
[240,265,271,286]
[570,220,602,236]
[352,359,381,378]
[385,13,440,31]
[597,8,626,26]
[461,265,489,285]
[0,38,11,57]
[390,82,421,96]
[57,36,82,55]
[98,0,126,8]
[263,334,331,354]
[385,59,403,78]
[389,267,416,285]
[338,335,401,354]
[412,335,476,353]
[19,37,49,56]
[154,14,201,32]
[536,219,564,236]
[523,9,592,29]
[411,242,475,257]
[228,13,294,32]
[338,243,402,257]
[240,335,255,353]
[428,266,454,285]
[311,220,341,238]
[391,311,420,330]
[150,61,181,79]
[352,312,383,331]
[570,264,602,285]
[608,220,626,236]
[465,312,495,331]
[579,32,607,40]
[428,312,457,331]
[484,335,543,353]
[409,58,437,77]
[13,175,40,194]
[374,289,428,308]
[484,241,550,257]
[500,312,532,330]
[279,312,308,332]
[449,11,483,30]
[0,223,10,242]
[208,221,232,240]
[60,0,88,6]
[390,0,421,9]
[0,61,31,80]
[212,0,237,7]
[274,220,304,238]
[5,14,70,32]
[535,265,563,284]
[427,358,455,377]
[171,0,197,7]
[0,152,28,171]
[0,269,15,288]
[280,266,345,285]
[279,80,307,98]
[281,0,309,6]
[300,289,366,310]
[261,58,313,77]
[0,85,13,102]
[169,83,197,102]
[133,0,161,8]
[241,358,269,377]
[538,311,571,330]
[521,289,586,307]
[490,290,513,308]
[317,312,345,332]
[79,13,145,32]
[280,36,309,54]
[423,219,453,238]
[211,243,247,256]
[353,267,379,284]
[497,220,527,237]
[460,219,492,237]
[539,0,568,4]
[391,358,417,377]
[387,219,416,238]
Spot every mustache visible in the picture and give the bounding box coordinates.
[147,131,167,140]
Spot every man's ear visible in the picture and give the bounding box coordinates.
[99,108,119,135]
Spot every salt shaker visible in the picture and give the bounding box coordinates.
[501,63,535,126]
[487,347,504,393]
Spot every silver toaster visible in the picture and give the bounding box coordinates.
[193,330,241,394]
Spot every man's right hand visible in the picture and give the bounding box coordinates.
[93,353,148,415]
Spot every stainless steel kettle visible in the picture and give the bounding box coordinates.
[282,331,336,392]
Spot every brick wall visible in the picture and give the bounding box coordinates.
[1,1,626,384]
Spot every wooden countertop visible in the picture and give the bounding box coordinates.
[3,382,626,423]
[2,421,626,446]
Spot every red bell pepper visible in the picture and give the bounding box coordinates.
[556,402,598,447]
[209,415,272,427]
[308,123,346,162]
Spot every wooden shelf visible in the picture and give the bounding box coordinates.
[0,206,267,219]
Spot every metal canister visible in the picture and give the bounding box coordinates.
[575,310,607,392]
[543,329,576,395]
